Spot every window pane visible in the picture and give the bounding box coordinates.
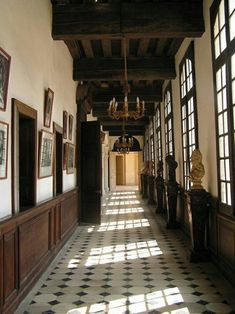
[219,0,225,27]
[220,27,227,53]
[225,159,230,180]
[222,87,227,110]
[219,136,224,157]
[224,135,229,157]
[227,183,232,205]
[220,160,225,180]
[232,54,235,79]
[218,114,224,135]
[216,69,222,90]
[229,0,235,14]
[215,36,220,58]
[214,15,219,37]
[217,91,223,112]
[221,182,226,203]
[230,12,235,41]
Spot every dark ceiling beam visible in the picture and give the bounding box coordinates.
[81,39,94,57]
[106,129,145,136]
[102,40,112,57]
[52,2,204,40]
[73,57,175,81]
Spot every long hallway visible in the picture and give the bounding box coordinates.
[18,191,235,314]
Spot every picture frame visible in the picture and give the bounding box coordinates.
[67,143,75,174]
[63,142,68,170]
[44,88,54,128]
[69,114,73,141]
[0,121,9,179]
[63,110,68,139]
[38,130,54,178]
[0,47,11,111]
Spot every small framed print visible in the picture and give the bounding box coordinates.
[0,47,11,111]
[63,142,68,170]
[63,110,68,139]
[44,88,54,128]
[69,114,73,141]
[0,121,9,179]
[38,130,54,178]
[67,143,75,174]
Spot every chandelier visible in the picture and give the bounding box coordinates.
[115,119,133,154]
[108,38,145,120]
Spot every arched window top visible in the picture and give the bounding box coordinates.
[213,0,235,59]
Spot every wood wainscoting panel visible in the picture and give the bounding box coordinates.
[61,192,78,238]
[19,212,50,287]
[217,214,235,284]
[2,229,18,308]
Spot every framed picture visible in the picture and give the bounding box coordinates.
[0,47,11,111]
[67,143,75,174]
[44,88,54,128]
[69,114,73,140]
[63,142,68,170]
[0,121,9,179]
[38,130,54,178]
[63,110,68,139]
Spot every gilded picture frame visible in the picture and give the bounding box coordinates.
[0,47,11,111]
[0,121,9,179]
[38,130,54,178]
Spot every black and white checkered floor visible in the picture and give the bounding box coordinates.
[17,191,235,314]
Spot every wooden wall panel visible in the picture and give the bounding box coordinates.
[19,212,50,286]
[61,192,78,238]
[218,215,235,264]
[0,235,3,311]
[3,230,18,304]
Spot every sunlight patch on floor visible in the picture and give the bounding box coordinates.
[66,287,188,314]
[105,207,144,215]
[85,240,162,266]
[98,219,150,231]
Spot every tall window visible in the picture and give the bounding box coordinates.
[211,0,235,215]
[155,103,162,162]
[164,83,175,157]
[179,42,198,190]
[149,119,155,174]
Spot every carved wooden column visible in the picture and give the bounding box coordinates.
[155,161,165,213]
[187,149,210,262]
[165,155,180,228]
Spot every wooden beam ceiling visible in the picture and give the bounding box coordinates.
[52,1,204,40]
[73,57,175,81]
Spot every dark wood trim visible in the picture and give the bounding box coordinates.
[52,2,205,40]
[73,57,176,81]
[0,188,78,314]
[11,99,37,215]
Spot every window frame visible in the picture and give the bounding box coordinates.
[179,41,199,191]
[155,103,162,163]
[211,0,235,216]
[164,82,175,157]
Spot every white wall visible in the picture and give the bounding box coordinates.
[162,0,217,196]
[0,0,77,218]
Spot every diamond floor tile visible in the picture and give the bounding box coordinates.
[15,190,235,314]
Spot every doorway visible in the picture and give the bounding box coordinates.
[12,99,37,213]
[116,155,125,185]
[53,123,63,196]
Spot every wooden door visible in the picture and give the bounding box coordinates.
[81,121,101,224]
[116,155,124,185]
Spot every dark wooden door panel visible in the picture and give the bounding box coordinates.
[81,121,101,224]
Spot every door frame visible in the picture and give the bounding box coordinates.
[12,99,37,214]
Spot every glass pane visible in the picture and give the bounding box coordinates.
[230,12,235,41]
[192,129,195,144]
[227,183,232,205]
[224,135,229,157]
[220,27,227,53]
[223,111,228,133]
[220,159,225,180]
[218,114,224,135]
[222,64,226,87]
[222,87,227,110]
[229,0,235,14]
[214,15,219,37]
[221,182,226,203]
[219,0,225,27]
[232,54,235,79]
[233,106,235,130]
[216,69,222,91]
[217,91,223,112]
[219,136,224,157]
[215,36,220,58]
[225,159,230,180]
